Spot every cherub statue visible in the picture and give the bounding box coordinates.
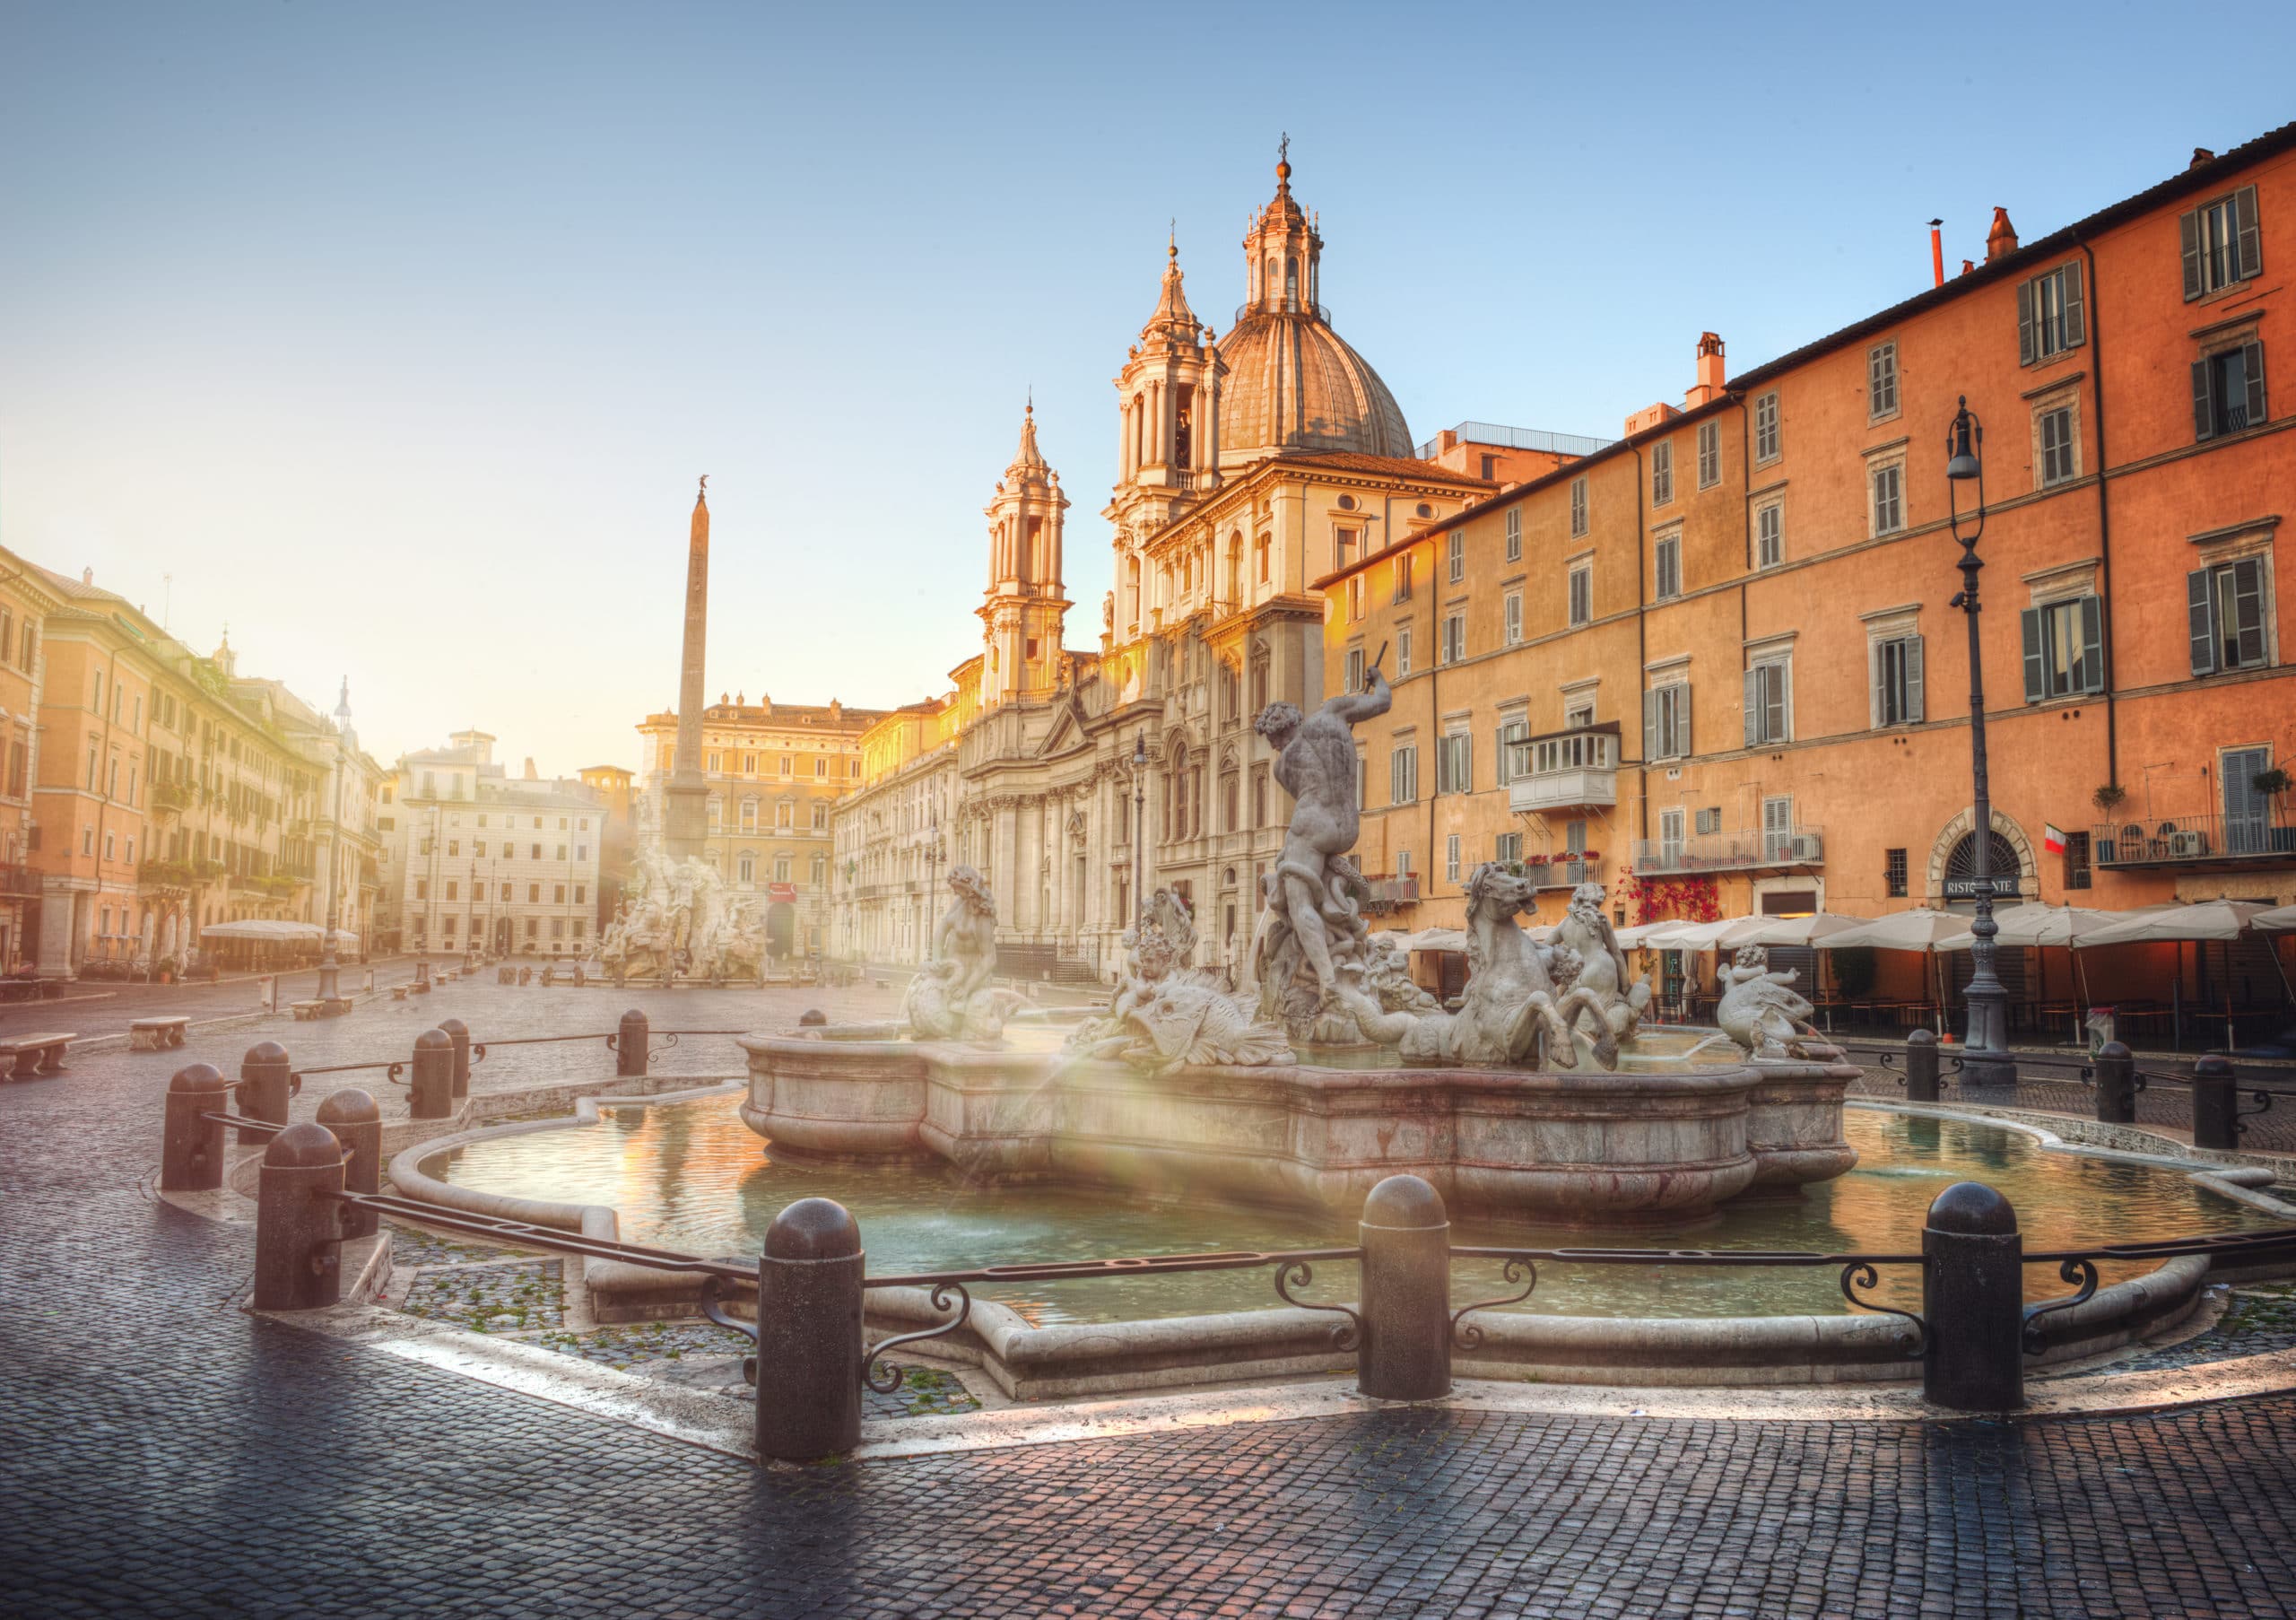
[901,865,1020,1040]
[1716,944,1820,1058]
[1549,881,1651,1057]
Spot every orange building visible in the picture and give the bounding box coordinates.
[1324,126,2295,1015]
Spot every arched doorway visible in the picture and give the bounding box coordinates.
[1942,828,2022,906]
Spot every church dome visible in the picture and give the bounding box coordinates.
[1215,312,1413,464]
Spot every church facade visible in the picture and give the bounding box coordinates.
[831,155,1506,979]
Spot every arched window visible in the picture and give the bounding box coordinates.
[1265,256,1277,305]
[1944,829,2022,900]
[1285,257,1299,308]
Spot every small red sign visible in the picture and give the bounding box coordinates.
[766,883,798,903]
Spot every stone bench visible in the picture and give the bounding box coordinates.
[290,1000,326,1021]
[0,1032,75,1080]
[128,1015,191,1051]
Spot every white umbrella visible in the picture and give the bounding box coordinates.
[1934,905,2119,951]
[1638,916,1765,952]
[1734,911,1869,948]
[2072,898,2272,947]
[1403,927,1471,954]
[1818,908,1966,952]
[2256,905,2296,933]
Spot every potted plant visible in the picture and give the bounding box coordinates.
[2092,783,2127,813]
[2256,767,2294,851]
[156,954,178,985]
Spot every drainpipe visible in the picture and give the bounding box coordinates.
[2074,235,2119,796]
[1631,442,1648,912]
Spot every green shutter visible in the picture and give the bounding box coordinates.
[1905,635,1924,723]
[2077,597,2104,694]
[2235,185,2262,281]
[2243,340,2267,427]
[2017,279,2035,365]
[2181,207,2205,300]
[2232,557,2266,668]
[2194,359,2215,441]
[1643,689,1660,759]
[1742,668,1760,747]
[1679,683,1692,757]
[2061,261,2084,349]
[2187,569,2215,675]
[1765,666,1787,743]
[2022,607,2046,701]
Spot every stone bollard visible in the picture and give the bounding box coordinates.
[1922,1181,2023,1411]
[616,1009,650,1079]
[1357,1174,1452,1401]
[2192,1054,2239,1150]
[254,1122,345,1311]
[316,1089,382,1241]
[1902,1028,1941,1103]
[413,959,432,994]
[2092,1041,2136,1125]
[160,1063,231,1191]
[754,1198,865,1462]
[437,1016,472,1099]
[236,1041,295,1144]
[410,1029,455,1120]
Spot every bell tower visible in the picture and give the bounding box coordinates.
[978,401,1070,708]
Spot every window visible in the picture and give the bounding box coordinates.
[2181,186,2260,300]
[1335,527,1359,568]
[2188,557,2269,675]
[1347,576,1364,622]
[775,855,792,883]
[530,843,542,859]
[1570,476,1588,537]
[2039,405,2077,487]
[1870,463,1904,536]
[1697,420,1720,488]
[1650,441,1673,506]
[1868,342,1900,418]
[1756,502,1783,570]
[1659,809,1684,867]
[1389,745,1419,806]
[2021,597,2105,700]
[1344,646,1365,693]
[555,844,567,860]
[2063,830,2092,892]
[526,919,538,940]
[1655,535,1681,600]
[1393,553,1413,602]
[1744,659,1791,746]
[445,880,458,901]
[1495,717,1529,785]
[1503,591,1522,646]
[553,884,566,903]
[1645,682,1691,761]
[1396,623,1413,675]
[1396,849,1413,880]
[415,879,429,901]
[706,751,720,773]
[1440,612,1465,665]
[2019,263,2086,364]
[1761,796,1795,862]
[1884,848,1908,898]
[814,758,827,778]
[1256,532,1271,582]
[1495,831,1523,865]
[1504,507,1522,562]
[1753,391,1780,462]
[2193,340,2266,440]
[1873,634,1925,727]
[1251,766,1268,828]
[1447,532,1465,583]
[1434,732,1472,795]
[1445,833,1462,884]
[780,756,793,778]
[528,883,541,902]
[1568,562,1591,627]
[1696,807,1722,836]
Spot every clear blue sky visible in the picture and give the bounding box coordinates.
[1,1,2282,773]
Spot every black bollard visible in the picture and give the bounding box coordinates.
[2192,1054,2239,1149]
[253,1122,345,1311]
[2092,1041,2136,1125]
[1902,1027,1940,1103]
[1357,1174,1452,1400]
[409,1029,455,1120]
[616,1009,649,1079]
[754,1198,865,1462]
[316,1089,382,1241]
[236,1041,295,1144]
[437,1016,472,1099]
[160,1063,231,1191]
[1922,1181,2023,1411]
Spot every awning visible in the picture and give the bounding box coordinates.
[201,920,325,941]
[1932,905,2120,951]
[2256,905,2296,933]
[2073,898,2274,946]
[1734,911,1869,949]
[1818,909,1968,953]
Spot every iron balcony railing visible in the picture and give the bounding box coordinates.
[0,863,41,898]
[1631,826,1827,875]
[1505,724,1620,815]
[1526,857,1604,890]
[1413,422,1617,462]
[1363,875,1418,910]
[2092,811,2296,867]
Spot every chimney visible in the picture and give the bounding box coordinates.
[1985,206,2018,263]
[1684,332,1726,407]
[2191,146,2216,170]
[81,567,92,586]
[523,757,538,781]
[1929,219,1944,288]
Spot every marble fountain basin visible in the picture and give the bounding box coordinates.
[736,1021,1857,1224]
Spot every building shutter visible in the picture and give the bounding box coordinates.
[2077,597,2104,693]
[2235,185,2262,281]
[2181,207,2205,300]
[2189,569,2218,675]
[1460,734,1473,793]
[2242,340,2267,427]
[1643,689,1660,759]
[2061,260,2085,349]
[2232,556,2266,668]
[2017,280,2035,366]
[1763,666,1787,743]
[1904,635,1924,723]
[1677,683,1692,757]
[2193,359,2215,441]
[1867,641,1883,729]
[2021,607,2046,701]
[1743,668,1760,747]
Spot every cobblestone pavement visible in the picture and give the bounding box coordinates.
[1844,1055,2296,1154]
[12,986,2296,1616]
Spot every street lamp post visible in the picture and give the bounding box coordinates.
[317,683,352,1004]
[1945,397,2016,1086]
[1131,731,1148,932]
[922,819,942,963]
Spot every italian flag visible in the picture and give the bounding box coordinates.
[2042,823,2067,855]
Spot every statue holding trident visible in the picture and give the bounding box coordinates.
[1248,644,1390,1040]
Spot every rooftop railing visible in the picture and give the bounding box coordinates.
[1414,422,1616,462]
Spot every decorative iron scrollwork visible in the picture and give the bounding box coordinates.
[470,1043,489,1065]
[700,1276,761,1387]
[384,1062,406,1087]
[1273,1259,1361,1351]
[1839,1261,1926,1357]
[651,1033,683,1057]
[1451,1258,1538,1350]
[865,1283,972,1393]
[2021,1258,2099,1355]
[2239,1091,2275,1136]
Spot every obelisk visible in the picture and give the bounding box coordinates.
[662,476,711,862]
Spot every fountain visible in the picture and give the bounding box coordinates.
[742,669,1858,1224]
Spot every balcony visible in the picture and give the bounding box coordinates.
[2092,813,2296,871]
[1630,826,1827,876]
[1362,875,1419,913]
[1505,724,1619,815]
[0,864,39,898]
[150,780,192,816]
[1522,857,1605,891]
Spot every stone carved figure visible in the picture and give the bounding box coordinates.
[1362,932,1441,1017]
[1248,667,1392,1040]
[1070,887,1292,1070]
[1551,881,1652,1058]
[901,865,1022,1041]
[1716,945,1821,1058]
[1339,864,1596,1067]
[595,846,767,983]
